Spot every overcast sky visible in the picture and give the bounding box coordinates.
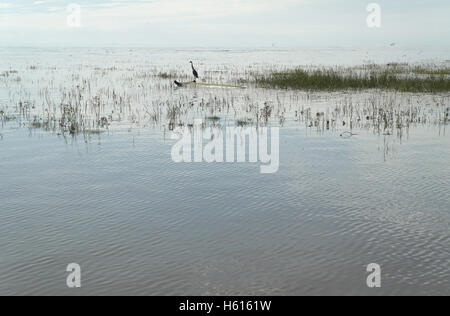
[0,0,449,47]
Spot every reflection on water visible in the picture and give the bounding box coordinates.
[0,48,449,296]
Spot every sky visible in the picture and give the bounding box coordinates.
[0,0,449,47]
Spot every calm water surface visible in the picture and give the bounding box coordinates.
[0,48,449,295]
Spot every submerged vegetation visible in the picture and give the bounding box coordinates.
[206,116,221,122]
[0,59,448,153]
[254,64,450,92]
[157,71,178,79]
[236,118,252,127]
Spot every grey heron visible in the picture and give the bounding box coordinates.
[190,61,199,82]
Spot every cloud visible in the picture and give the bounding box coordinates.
[0,2,12,9]
[0,0,448,47]
[2,0,305,28]
[0,0,309,33]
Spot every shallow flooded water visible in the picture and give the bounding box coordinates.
[0,47,449,295]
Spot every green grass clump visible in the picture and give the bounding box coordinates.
[30,121,45,128]
[236,119,252,127]
[206,116,221,121]
[157,72,177,79]
[255,67,449,93]
[83,129,104,135]
[1,115,16,121]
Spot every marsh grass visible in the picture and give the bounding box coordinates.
[1,114,17,121]
[408,66,450,76]
[236,119,252,127]
[1,59,447,147]
[30,120,46,129]
[255,65,450,92]
[157,72,178,79]
[384,63,450,76]
[83,129,105,135]
[206,116,221,121]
